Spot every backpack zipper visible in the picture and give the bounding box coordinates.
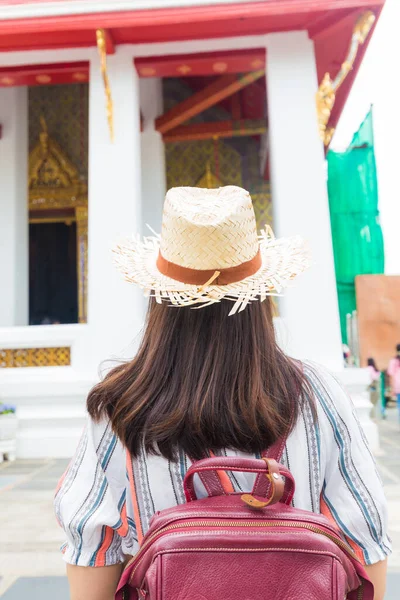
[358,581,364,600]
[126,518,357,575]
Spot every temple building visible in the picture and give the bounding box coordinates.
[0,0,385,457]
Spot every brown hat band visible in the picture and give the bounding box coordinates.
[156,249,262,286]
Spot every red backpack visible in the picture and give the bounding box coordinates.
[116,442,373,600]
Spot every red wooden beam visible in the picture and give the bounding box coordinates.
[164,119,267,142]
[0,62,89,87]
[230,93,242,121]
[156,70,265,134]
[135,49,265,78]
[308,8,359,40]
[0,2,384,37]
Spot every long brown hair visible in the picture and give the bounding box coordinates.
[88,298,309,461]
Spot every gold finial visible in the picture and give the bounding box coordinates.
[354,11,376,44]
[39,115,49,155]
[316,10,376,146]
[96,29,114,142]
[39,116,48,134]
[205,162,213,188]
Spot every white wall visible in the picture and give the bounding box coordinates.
[140,78,166,233]
[267,32,343,372]
[86,48,145,374]
[0,87,28,327]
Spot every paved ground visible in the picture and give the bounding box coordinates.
[0,410,399,599]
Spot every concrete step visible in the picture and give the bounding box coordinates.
[0,370,95,458]
[17,426,84,459]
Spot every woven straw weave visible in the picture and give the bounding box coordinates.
[113,185,310,314]
[160,187,258,269]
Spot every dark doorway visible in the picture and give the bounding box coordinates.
[29,222,78,325]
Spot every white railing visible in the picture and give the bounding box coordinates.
[0,323,89,372]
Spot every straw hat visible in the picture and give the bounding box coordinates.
[113,186,309,315]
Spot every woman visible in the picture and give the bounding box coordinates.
[367,357,381,419]
[55,186,390,600]
[387,343,400,422]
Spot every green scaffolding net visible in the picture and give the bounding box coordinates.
[327,108,384,343]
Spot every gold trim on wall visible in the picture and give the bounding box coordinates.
[0,347,71,368]
[28,117,88,323]
[76,206,88,323]
[29,217,76,225]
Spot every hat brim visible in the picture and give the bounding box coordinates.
[113,227,310,315]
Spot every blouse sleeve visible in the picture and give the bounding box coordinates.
[314,366,392,565]
[54,416,137,567]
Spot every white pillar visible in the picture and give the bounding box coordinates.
[0,87,28,327]
[266,32,343,372]
[87,48,144,373]
[373,101,400,276]
[139,78,166,233]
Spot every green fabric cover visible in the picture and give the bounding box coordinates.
[327,108,384,342]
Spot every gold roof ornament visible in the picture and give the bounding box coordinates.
[28,117,87,210]
[96,28,114,142]
[316,10,376,147]
[196,162,223,189]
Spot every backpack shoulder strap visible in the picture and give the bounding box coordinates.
[262,435,287,462]
[254,432,290,498]
[126,450,144,546]
[263,361,303,462]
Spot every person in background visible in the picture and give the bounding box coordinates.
[387,343,400,423]
[367,357,381,419]
[382,370,392,419]
[342,343,351,366]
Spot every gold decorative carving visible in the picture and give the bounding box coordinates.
[72,72,88,82]
[36,74,52,84]
[0,76,15,85]
[96,28,114,142]
[29,117,87,210]
[0,347,71,368]
[139,67,156,77]
[177,65,192,75]
[213,62,228,73]
[29,84,89,177]
[76,206,88,324]
[316,11,376,146]
[28,118,88,323]
[29,216,76,225]
[166,139,242,190]
[196,162,223,188]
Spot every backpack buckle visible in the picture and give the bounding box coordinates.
[241,493,270,509]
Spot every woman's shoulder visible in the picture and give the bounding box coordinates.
[301,359,343,392]
[299,360,357,424]
[83,414,127,475]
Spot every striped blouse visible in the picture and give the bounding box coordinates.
[54,362,391,567]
